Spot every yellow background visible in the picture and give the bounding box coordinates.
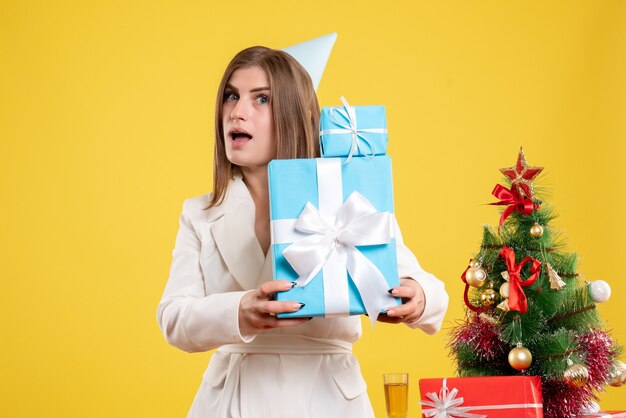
[2,1,625,416]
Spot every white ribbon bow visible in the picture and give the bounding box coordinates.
[282,191,395,326]
[320,96,387,162]
[420,379,487,418]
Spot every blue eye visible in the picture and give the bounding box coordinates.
[256,95,269,104]
[224,92,238,102]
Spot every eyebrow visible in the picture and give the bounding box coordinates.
[225,83,270,93]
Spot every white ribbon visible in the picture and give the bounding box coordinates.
[420,378,544,418]
[273,158,396,326]
[319,96,387,162]
[420,379,487,418]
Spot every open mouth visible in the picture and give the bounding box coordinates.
[230,131,253,142]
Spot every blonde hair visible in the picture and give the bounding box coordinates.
[208,46,320,208]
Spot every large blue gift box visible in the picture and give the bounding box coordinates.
[320,99,388,158]
[268,156,400,324]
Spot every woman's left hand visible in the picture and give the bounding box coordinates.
[378,278,426,324]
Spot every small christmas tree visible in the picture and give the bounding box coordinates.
[449,148,625,417]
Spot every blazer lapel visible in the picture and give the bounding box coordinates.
[211,175,265,291]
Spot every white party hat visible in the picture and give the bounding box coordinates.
[282,33,337,91]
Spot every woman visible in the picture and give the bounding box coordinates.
[157,45,448,418]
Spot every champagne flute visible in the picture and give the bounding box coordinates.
[383,373,408,418]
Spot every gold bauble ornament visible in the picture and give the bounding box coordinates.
[480,286,497,308]
[508,344,532,370]
[499,282,510,299]
[564,359,589,388]
[465,260,487,288]
[498,271,511,311]
[609,361,626,387]
[530,222,544,238]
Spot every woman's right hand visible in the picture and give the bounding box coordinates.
[238,280,310,336]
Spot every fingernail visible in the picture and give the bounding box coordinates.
[294,303,305,310]
[389,288,399,296]
[387,309,396,316]
[388,288,394,293]
[291,282,298,288]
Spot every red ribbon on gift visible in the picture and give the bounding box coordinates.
[490,184,535,230]
[500,246,541,314]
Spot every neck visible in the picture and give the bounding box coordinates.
[241,164,271,256]
[240,165,269,203]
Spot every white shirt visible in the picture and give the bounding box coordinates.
[157,174,449,417]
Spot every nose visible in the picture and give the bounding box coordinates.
[230,97,250,121]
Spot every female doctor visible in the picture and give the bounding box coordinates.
[157,45,449,418]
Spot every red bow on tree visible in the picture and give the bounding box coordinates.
[490,184,535,231]
[500,246,542,314]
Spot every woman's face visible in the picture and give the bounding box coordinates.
[222,66,275,171]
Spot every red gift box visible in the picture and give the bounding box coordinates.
[581,413,626,418]
[419,376,543,417]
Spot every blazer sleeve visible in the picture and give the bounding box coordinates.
[156,199,252,353]
[395,218,449,335]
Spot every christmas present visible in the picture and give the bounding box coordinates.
[419,376,543,417]
[320,97,388,158]
[581,413,626,418]
[268,156,400,326]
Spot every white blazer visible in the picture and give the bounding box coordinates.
[157,173,449,418]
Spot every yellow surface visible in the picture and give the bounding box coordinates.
[2,1,625,416]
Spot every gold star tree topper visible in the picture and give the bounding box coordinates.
[499,147,544,199]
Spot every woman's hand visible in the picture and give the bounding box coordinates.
[238,280,310,336]
[378,278,426,324]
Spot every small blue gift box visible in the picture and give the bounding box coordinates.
[268,156,400,325]
[320,97,388,158]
